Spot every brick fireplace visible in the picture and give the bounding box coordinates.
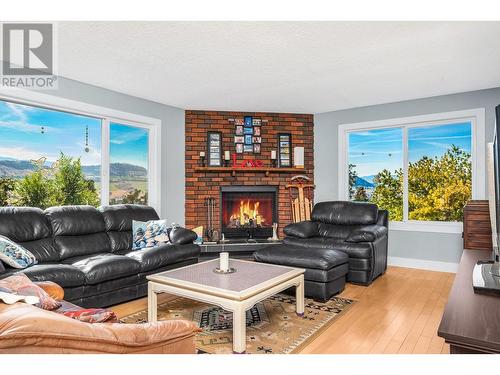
[185,110,314,239]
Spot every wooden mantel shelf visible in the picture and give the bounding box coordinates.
[194,166,305,177]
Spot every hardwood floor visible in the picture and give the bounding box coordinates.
[112,265,454,354]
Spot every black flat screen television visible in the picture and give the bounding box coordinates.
[492,104,500,264]
[473,105,500,293]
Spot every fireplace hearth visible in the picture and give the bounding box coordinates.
[221,186,278,239]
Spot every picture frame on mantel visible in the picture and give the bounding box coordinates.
[277,133,292,167]
[207,131,222,167]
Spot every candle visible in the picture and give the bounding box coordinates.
[220,252,229,271]
[199,151,205,157]
[224,151,230,160]
[271,150,277,160]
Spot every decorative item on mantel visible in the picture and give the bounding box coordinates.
[207,131,222,167]
[224,151,231,167]
[287,175,315,223]
[271,150,277,168]
[278,133,292,167]
[294,147,305,168]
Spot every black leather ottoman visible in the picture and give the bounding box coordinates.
[253,244,349,302]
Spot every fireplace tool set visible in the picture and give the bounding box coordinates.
[204,197,218,242]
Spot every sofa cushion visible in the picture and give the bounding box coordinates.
[346,225,388,243]
[124,243,200,272]
[316,223,356,239]
[54,233,111,260]
[62,254,141,285]
[283,236,373,259]
[11,264,86,288]
[312,201,378,225]
[0,207,52,243]
[20,238,59,263]
[253,244,348,271]
[107,231,132,253]
[100,204,159,232]
[283,221,319,238]
[168,227,197,245]
[0,207,58,263]
[45,206,106,236]
[100,205,160,252]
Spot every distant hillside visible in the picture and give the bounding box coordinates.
[360,175,376,185]
[355,176,375,188]
[0,159,39,177]
[0,159,146,180]
[108,163,147,179]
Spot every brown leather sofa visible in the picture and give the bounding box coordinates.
[0,282,199,354]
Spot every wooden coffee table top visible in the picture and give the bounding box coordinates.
[147,259,304,300]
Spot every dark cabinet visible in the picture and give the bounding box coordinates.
[463,200,493,251]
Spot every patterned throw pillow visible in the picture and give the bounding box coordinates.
[132,219,171,250]
[0,273,61,310]
[0,286,40,305]
[0,235,37,269]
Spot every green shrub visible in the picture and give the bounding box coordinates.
[6,153,100,209]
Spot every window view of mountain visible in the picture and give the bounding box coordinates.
[0,100,149,207]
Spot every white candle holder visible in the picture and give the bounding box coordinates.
[213,252,236,274]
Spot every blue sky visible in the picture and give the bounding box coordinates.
[0,100,148,168]
[110,123,148,168]
[348,122,471,177]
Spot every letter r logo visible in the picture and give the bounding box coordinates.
[2,23,53,75]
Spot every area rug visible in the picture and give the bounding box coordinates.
[120,294,355,354]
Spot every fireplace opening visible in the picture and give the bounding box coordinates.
[221,186,277,239]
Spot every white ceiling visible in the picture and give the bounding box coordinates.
[57,22,500,114]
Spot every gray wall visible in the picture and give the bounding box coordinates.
[315,87,500,265]
[32,76,186,224]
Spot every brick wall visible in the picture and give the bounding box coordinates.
[185,110,314,238]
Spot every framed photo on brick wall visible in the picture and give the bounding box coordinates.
[207,131,222,166]
[277,133,292,167]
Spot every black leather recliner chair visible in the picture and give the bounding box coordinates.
[283,201,389,285]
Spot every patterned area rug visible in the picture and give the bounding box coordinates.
[120,294,355,354]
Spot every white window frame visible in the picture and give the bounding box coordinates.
[0,88,163,215]
[338,108,486,234]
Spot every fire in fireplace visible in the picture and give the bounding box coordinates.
[221,186,277,239]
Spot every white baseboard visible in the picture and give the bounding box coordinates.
[387,256,458,273]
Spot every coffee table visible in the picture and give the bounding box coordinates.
[147,259,305,353]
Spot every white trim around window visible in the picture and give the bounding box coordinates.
[0,87,163,216]
[337,108,486,234]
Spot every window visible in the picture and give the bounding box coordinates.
[0,96,160,211]
[109,123,149,204]
[348,127,404,220]
[339,109,485,232]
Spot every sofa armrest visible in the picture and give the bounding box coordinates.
[0,303,200,354]
[284,221,319,238]
[169,227,197,245]
[34,281,64,301]
[346,225,388,243]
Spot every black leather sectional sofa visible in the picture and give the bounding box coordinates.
[0,204,200,308]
